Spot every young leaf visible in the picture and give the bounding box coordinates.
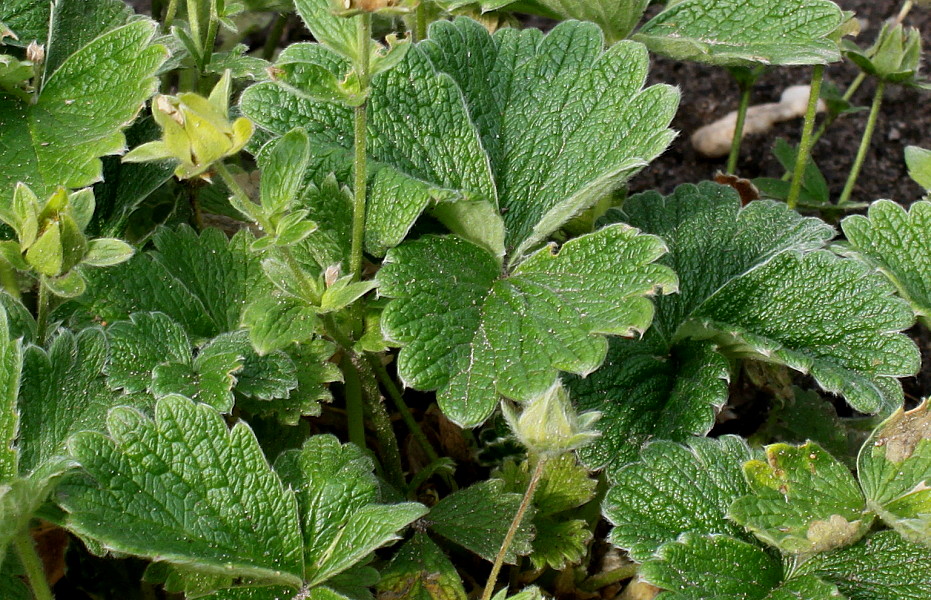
[729,442,871,555]
[292,0,362,63]
[204,330,302,405]
[378,225,676,427]
[151,348,243,412]
[798,531,931,600]
[0,304,22,480]
[841,200,931,321]
[635,0,844,67]
[105,311,192,393]
[377,532,467,600]
[0,20,167,203]
[641,533,841,600]
[858,400,931,545]
[58,395,305,587]
[80,226,265,338]
[274,435,426,586]
[18,329,145,473]
[241,292,319,355]
[259,128,311,219]
[427,479,533,564]
[604,436,757,562]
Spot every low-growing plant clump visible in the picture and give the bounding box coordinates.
[1,0,930,599]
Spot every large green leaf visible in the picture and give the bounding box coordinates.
[730,442,871,555]
[79,226,266,339]
[377,225,676,426]
[0,19,166,203]
[841,200,931,322]
[642,533,841,600]
[635,0,844,67]
[0,0,49,46]
[242,18,678,260]
[274,435,426,586]
[858,400,931,546]
[798,531,931,600]
[44,0,133,76]
[604,436,756,562]
[377,532,467,600]
[517,0,649,42]
[58,395,305,587]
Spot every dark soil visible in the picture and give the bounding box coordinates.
[629,0,931,207]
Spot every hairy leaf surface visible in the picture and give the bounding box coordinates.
[0,306,22,480]
[0,0,49,46]
[378,532,467,600]
[636,0,843,66]
[242,18,678,260]
[799,531,931,599]
[604,436,756,562]
[0,20,166,203]
[378,225,676,426]
[59,395,305,587]
[842,200,931,321]
[274,435,426,586]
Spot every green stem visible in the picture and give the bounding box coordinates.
[14,530,53,600]
[199,0,220,73]
[280,246,322,304]
[897,0,914,24]
[36,278,50,343]
[415,2,429,42]
[163,0,179,30]
[366,354,440,466]
[342,354,367,450]
[807,71,866,152]
[262,13,289,61]
[786,64,824,211]
[350,14,372,283]
[354,353,406,489]
[213,162,271,231]
[838,80,885,206]
[726,83,753,174]
[580,565,639,593]
[481,456,547,600]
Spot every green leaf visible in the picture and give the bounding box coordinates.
[242,19,678,260]
[905,147,931,191]
[44,0,133,76]
[604,436,757,562]
[18,329,142,473]
[616,183,916,414]
[274,435,426,586]
[260,128,311,219]
[858,400,931,545]
[0,20,167,203]
[151,349,243,412]
[377,532,467,600]
[378,225,676,427]
[426,479,533,564]
[522,0,649,42]
[642,533,840,600]
[105,312,191,393]
[319,277,377,313]
[0,0,50,47]
[80,226,265,338]
[0,305,21,480]
[842,200,931,321]
[635,0,843,67]
[798,531,931,600]
[730,442,870,555]
[204,330,302,405]
[293,0,361,63]
[82,238,135,267]
[241,292,319,355]
[571,338,730,476]
[754,387,851,463]
[58,395,304,587]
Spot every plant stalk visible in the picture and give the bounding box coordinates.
[14,529,53,600]
[36,278,51,343]
[350,14,372,283]
[838,81,885,206]
[415,2,429,42]
[726,83,753,174]
[213,162,272,231]
[163,0,179,30]
[896,0,915,24]
[353,352,406,489]
[342,354,367,450]
[580,564,639,593]
[199,0,220,73]
[786,65,824,210]
[481,456,547,600]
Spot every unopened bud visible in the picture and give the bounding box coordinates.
[26,41,44,64]
[502,381,600,457]
[324,264,341,287]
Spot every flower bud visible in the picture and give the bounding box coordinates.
[501,381,600,457]
[26,41,44,64]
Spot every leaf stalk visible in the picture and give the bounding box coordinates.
[14,529,53,600]
[726,83,753,174]
[36,277,51,343]
[786,64,824,210]
[350,14,373,283]
[838,81,885,207]
[481,456,547,600]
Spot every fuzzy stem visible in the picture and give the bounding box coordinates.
[263,13,289,61]
[807,72,866,152]
[580,565,639,593]
[342,354,367,451]
[14,530,53,600]
[366,354,440,465]
[415,2,429,42]
[163,0,179,30]
[35,278,51,343]
[199,0,220,73]
[350,14,372,283]
[726,83,753,174]
[839,81,885,206]
[354,353,405,489]
[481,456,547,600]
[786,65,824,211]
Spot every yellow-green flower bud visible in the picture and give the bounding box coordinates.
[123,70,254,179]
[501,381,600,457]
